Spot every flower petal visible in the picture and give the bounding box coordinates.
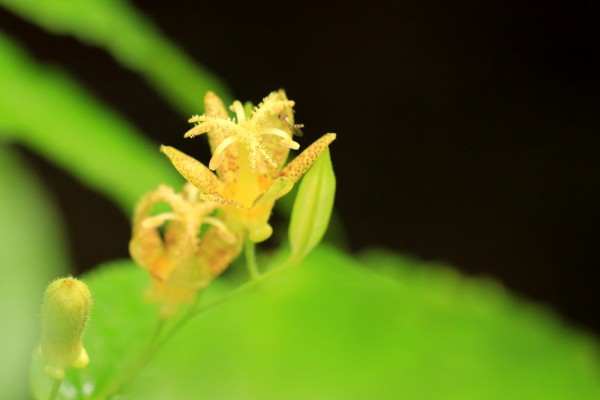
[198,193,245,209]
[204,91,228,119]
[279,133,336,183]
[251,177,294,209]
[160,145,223,195]
[197,222,244,276]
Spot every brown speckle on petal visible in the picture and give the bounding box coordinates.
[160,145,223,195]
[279,133,336,183]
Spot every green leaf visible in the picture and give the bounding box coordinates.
[0,0,232,114]
[0,146,69,399]
[288,148,336,260]
[45,246,600,399]
[0,32,183,212]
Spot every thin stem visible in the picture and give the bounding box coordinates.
[47,378,62,400]
[245,238,260,280]
[146,319,166,351]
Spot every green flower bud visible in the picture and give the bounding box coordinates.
[38,277,92,380]
[288,148,336,261]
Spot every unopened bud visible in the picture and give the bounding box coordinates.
[38,277,92,380]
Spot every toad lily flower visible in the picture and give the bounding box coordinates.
[129,183,242,318]
[161,90,336,243]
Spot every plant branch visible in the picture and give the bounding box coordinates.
[47,378,62,400]
[245,238,261,280]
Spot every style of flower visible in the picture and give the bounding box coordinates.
[161,90,336,243]
[129,183,242,318]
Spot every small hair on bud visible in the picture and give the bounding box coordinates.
[39,277,92,380]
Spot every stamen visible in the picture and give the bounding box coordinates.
[209,135,238,170]
[257,144,278,168]
[230,101,246,123]
[141,212,178,229]
[262,128,290,140]
[204,217,236,244]
[255,157,267,174]
[279,113,304,137]
[262,128,300,150]
[281,140,300,150]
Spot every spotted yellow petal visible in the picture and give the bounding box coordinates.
[160,145,223,195]
[204,91,228,118]
[197,223,244,276]
[129,191,165,269]
[198,193,245,209]
[279,133,336,183]
[251,177,294,209]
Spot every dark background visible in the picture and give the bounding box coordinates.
[2,1,599,332]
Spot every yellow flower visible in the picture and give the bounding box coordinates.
[129,183,242,318]
[161,90,336,243]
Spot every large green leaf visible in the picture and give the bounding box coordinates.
[0,32,183,212]
[32,246,600,399]
[0,0,232,114]
[0,146,69,399]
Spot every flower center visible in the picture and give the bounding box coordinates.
[206,101,300,173]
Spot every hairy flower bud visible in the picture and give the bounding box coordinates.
[38,277,92,380]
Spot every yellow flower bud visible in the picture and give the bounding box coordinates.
[38,277,92,380]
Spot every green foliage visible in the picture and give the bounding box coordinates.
[0,147,69,399]
[0,32,183,212]
[30,246,600,399]
[0,0,232,114]
[289,148,336,260]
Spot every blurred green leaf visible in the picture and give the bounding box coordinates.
[289,148,336,260]
[0,0,232,114]
[0,146,69,399]
[44,246,600,399]
[0,32,183,212]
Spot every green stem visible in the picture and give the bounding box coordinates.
[146,319,166,351]
[201,253,301,316]
[47,378,62,400]
[245,238,260,280]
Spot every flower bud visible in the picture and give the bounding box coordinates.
[38,277,92,380]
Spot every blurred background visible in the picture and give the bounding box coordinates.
[1,0,598,335]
